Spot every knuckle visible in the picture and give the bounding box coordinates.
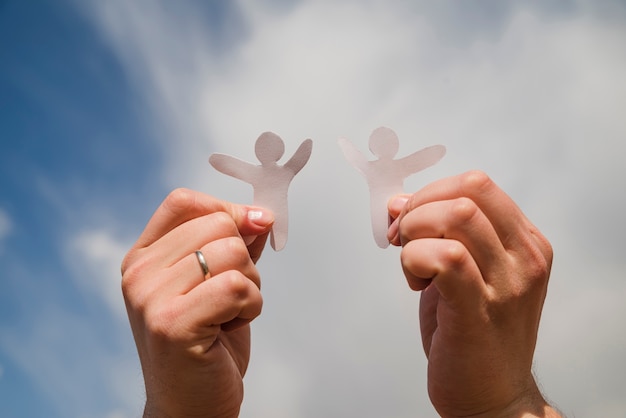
[532,227,554,268]
[221,271,253,301]
[449,197,479,225]
[524,246,552,283]
[120,252,150,296]
[120,251,162,312]
[442,240,469,269]
[163,188,197,215]
[460,170,493,195]
[120,268,135,297]
[120,250,134,276]
[513,228,553,287]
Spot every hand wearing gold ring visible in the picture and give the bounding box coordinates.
[121,188,274,418]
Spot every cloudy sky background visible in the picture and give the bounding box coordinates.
[1,0,625,417]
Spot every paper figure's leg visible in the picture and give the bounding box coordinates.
[370,194,390,248]
[268,228,277,251]
[270,215,288,251]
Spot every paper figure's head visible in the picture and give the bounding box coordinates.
[255,132,285,164]
[369,126,399,159]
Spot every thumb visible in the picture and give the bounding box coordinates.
[238,206,274,263]
[238,206,274,237]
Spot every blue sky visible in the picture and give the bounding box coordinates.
[1,1,626,417]
[0,1,158,417]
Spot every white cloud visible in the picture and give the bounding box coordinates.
[0,301,143,418]
[76,1,626,417]
[0,206,143,416]
[66,229,131,320]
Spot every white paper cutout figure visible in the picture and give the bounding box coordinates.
[209,132,313,251]
[339,127,446,248]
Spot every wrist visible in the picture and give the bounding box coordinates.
[143,400,240,418]
[142,373,243,418]
[462,386,562,418]
[433,378,562,418]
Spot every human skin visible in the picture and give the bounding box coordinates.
[122,171,562,418]
[121,189,274,418]
[388,170,561,418]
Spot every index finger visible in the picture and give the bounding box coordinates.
[133,188,274,251]
[399,171,530,251]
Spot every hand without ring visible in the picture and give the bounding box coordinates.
[195,250,210,279]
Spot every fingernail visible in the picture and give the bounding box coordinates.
[247,208,273,227]
[388,218,399,244]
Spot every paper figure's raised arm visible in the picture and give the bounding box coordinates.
[397,145,446,178]
[209,153,255,182]
[284,138,313,175]
[338,138,369,176]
